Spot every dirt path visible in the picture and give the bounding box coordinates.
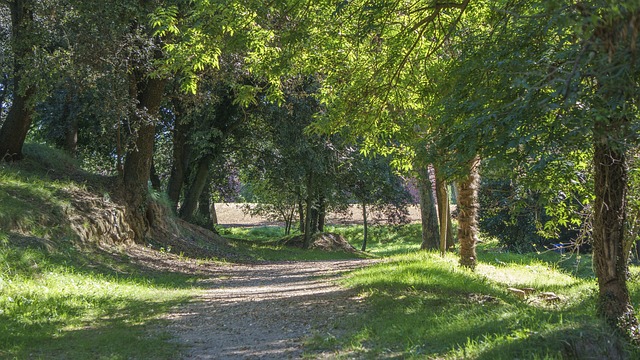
[163,259,376,359]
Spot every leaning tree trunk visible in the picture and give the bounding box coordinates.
[592,118,638,335]
[456,156,480,269]
[122,76,166,241]
[434,166,451,255]
[0,0,35,161]
[418,164,439,250]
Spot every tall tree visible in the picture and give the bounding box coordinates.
[0,0,35,161]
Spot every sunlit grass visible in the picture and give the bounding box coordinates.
[0,237,198,359]
[305,249,639,359]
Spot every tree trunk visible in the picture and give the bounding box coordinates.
[303,172,314,249]
[167,105,191,212]
[210,201,218,225]
[298,195,305,233]
[592,118,638,334]
[197,176,214,228]
[62,91,79,157]
[122,76,166,241]
[418,164,439,250]
[150,159,162,192]
[318,196,326,232]
[0,0,35,162]
[434,166,450,255]
[361,202,368,252]
[456,156,480,269]
[179,155,212,222]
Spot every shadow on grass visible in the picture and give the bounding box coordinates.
[5,232,207,290]
[0,293,187,359]
[310,253,640,359]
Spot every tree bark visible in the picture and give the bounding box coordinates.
[0,0,35,161]
[122,76,166,241]
[197,176,214,228]
[361,202,368,252]
[456,156,480,269]
[434,166,450,255]
[179,155,212,222]
[592,118,638,334]
[298,197,305,234]
[303,172,314,249]
[150,159,162,192]
[318,196,326,232]
[418,164,439,250]
[166,104,191,212]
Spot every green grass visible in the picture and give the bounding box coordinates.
[327,223,424,256]
[304,247,639,359]
[218,226,365,261]
[0,231,202,359]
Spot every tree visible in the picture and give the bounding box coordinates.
[341,149,412,251]
[416,162,439,250]
[0,0,36,161]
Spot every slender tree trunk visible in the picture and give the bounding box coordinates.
[318,196,326,232]
[0,0,35,161]
[303,172,314,249]
[592,118,638,334]
[446,200,455,250]
[361,202,368,252]
[122,76,166,241]
[434,166,450,255]
[179,155,212,222]
[456,156,480,269]
[0,73,8,119]
[298,195,305,233]
[418,164,439,250]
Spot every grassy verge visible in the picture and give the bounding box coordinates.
[0,231,200,359]
[304,238,640,359]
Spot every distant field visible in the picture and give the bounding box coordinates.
[214,203,423,227]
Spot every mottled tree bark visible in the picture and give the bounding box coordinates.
[434,166,453,255]
[592,118,638,335]
[417,164,439,250]
[0,0,34,161]
[122,76,166,241]
[456,156,480,269]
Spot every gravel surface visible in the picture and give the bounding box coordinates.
[163,259,377,359]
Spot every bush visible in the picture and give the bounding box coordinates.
[478,179,577,252]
